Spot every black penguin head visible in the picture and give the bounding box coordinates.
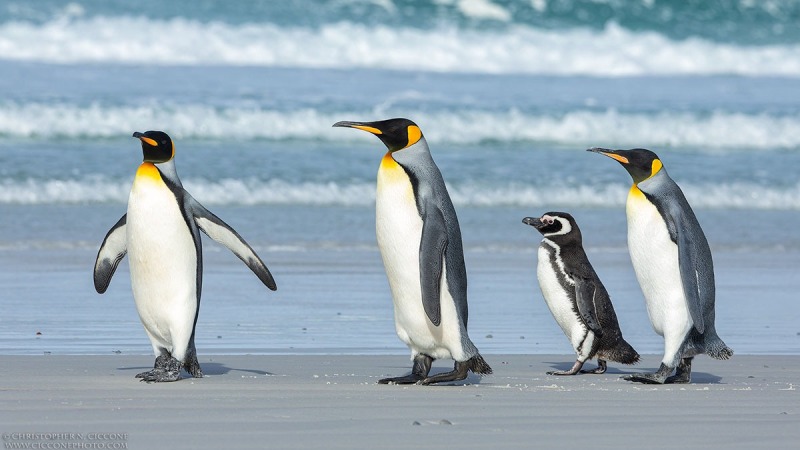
[523,212,582,244]
[332,118,423,152]
[133,130,174,164]
[587,147,664,184]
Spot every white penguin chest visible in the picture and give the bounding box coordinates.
[375,154,424,311]
[126,164,198,333]
[537,241,584,338]
[626,186,690,335]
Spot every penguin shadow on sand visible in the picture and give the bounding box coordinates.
[117,362,273,378]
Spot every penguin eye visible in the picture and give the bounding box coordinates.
[543,217,554,225]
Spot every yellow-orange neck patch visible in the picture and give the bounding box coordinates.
[405,125,422,148]
[629,183,645,198]
[380,151,399,169]
[135,162,162,182]
[650,159,663,178]
[379,151,409,182]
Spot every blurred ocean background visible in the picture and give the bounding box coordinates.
[1,0,799,358]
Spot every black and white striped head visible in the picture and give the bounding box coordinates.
[522,212,582,245]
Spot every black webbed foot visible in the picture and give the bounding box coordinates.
[623,363,672,384]
[378,354,433,385]
[136,354,182,383]
[665,357,692,384]
[183,350,203,379]
[417,360,470,385]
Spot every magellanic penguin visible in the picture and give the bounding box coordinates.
[589,147,733,384]
[523,212,640,375]
[333,118,492,385]
[94,131,277,382]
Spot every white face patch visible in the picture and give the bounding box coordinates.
[541,214,572,237]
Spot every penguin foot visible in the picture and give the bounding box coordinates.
[580,359,607,374]
[183,351,204,378]
[379,354,433,385]
[665,357,692,384]
[622,363,672,384]
[378,374,425,385]
[417,360,470,385]
[548,360,584,375]
[136,355,182,382]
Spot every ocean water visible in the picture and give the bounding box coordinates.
[1,0,799,358]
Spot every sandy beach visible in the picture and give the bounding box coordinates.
[1,354,797,449]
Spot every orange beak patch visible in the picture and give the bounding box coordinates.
[351,125,383,135]
[138,136,158,147]
[602,152,629,164]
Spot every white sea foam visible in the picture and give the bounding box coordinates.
[3,177,799,210]
[2,102,799,150]
[0,17,799,76]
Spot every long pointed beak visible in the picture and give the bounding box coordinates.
[132,131,158,147]
[587,147,628,164]
[332,121,383,135]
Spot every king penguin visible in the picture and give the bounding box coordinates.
[589,147,733,384]
[523,212,639,375]
[333,118,492,385]
[94,131,277,382]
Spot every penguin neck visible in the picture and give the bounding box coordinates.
[629,183,646,199]
[378,151,409,184]
[135,162,163,183]
[154,160,183,187]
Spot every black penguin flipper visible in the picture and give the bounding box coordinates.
[648,185,708,334]
[677,229,707,334]
[419,206,447,327]
[93,214,128,294]
[573,276,603,336]
[189,198,277,291]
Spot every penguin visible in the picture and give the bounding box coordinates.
[94,131,276,382]
[588,147,733,384]
[523,212,640,375]
[332,118,491,385]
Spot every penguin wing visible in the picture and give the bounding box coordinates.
[572,275,603,335]
[189,198,277,291]
[676,222,707,334]
[93,214,127,294]
[651,188,707,334]
[418,205,448,327]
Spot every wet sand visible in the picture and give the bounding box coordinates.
[1,354,797,449]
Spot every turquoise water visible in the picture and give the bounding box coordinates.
[1,0,798,356]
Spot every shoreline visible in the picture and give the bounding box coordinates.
[1,354,797,449]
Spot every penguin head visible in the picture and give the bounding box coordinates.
[587,147,663,184]
[523,212,582,244]
[332,118,423,152]
[133,130,174,164]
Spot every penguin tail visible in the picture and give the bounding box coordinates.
[604,338,640,365]
[706,336,734,360]
[467,354,493,375]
